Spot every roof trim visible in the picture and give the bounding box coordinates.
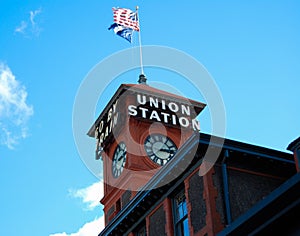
[287,136,300,152]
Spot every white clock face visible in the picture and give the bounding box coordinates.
[112,142,127,178]
[144,134,177,166]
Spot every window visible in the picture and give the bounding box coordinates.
[173,190,190,236]
[136,225,146,236]
[135,221,147,236]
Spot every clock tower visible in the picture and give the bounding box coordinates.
[88,78,206,225]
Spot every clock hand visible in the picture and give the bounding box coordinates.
[118,151,126,161]
[159,148,176,154]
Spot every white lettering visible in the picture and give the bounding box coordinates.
[128,105,138,116]
[125,94,202,132]
[149,110,161,121]
[171,114,177,125]
[149,97,159,108]
[113,99,118,112]
[137,94,147,105]
[192,119,200,131]
[99,120,104,133]
[109,119,112,133]
[105,126,109,139]
[99,133,104,146]
[139,107,149,118]
[107,107,112,122]
[161,112,170,123]
[179,117,189,127]
[168,102,179,113]
[97,99,120,147]
[161,99,166,110]
[181,105,190,116]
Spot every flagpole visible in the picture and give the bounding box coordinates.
[136,6,144,76]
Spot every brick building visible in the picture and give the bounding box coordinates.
[88,80,300,236]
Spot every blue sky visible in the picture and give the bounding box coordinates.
[0,1,299,235]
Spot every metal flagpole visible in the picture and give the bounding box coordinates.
[136,6,145,77]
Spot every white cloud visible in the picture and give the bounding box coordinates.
[15,21,27,34]
[30,9,41,25]
[69,181,104,211]
[50,182,105,236]
[15,8,42,37]
[0,63,33,149]
[49,215,105,236]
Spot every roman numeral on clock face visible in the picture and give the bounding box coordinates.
[144,134,177,166]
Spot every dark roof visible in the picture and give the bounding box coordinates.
[287,136,300,151]
[200,133,294,163]
[217,172,300,236]
[98,133,294,236]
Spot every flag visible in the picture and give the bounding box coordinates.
[112,7,139,31]
[108,23,133,43]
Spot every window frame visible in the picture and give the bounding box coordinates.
[172,189,190,236]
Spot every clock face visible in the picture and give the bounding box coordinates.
[144,134,177,166]
[112,142,127,178]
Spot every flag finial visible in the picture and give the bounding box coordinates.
[138,74,147,85]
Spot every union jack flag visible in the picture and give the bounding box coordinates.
[112,7,139,31]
